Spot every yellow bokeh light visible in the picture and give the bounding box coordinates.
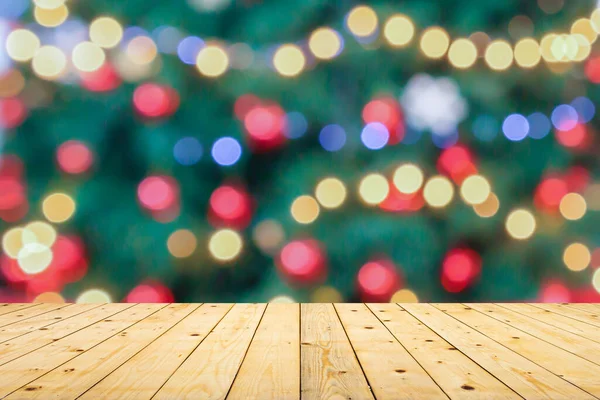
[592,9,600,33]
[571,34,591,62]
[392,163,424,194]
[315,177,347,209]
[32,46,67,80]
[551,34,578,61]
[6,29,40,62]
[585,183,600,211]
[72,41,106,72]
[505,208,536,240]
[34,292,65,303]
[34,4,68,28]
[269,295,296,303]
[291,195,320,224]
[76,289,112,303]
[540,33,559,62]
[2,227,25,259]
[167,229,197,258]
[571,18,597,44]
[473,193,500,218]
[559,193,587,221]
[273,44,305,77]
[308,28,341,60]
[42,193,76,223]
[90,17,124,49]
[383,14,414,47]
[34,0,65,9]
[346,5,378,37]
[423,176,454,208]
[460,175,491,205]
[126,36,158,65]
[0,69,25,98]
[484,40,513,70]
[563,242,591,272]
[420,27,450,59]
[358,173,389,205]
[17,243,53,274]
[252,219,285,255]
[514,38,541,68]
[23,221,57,248]
[391,289,419,303]
[448,38,477,69]
[592,269,600,294]
[196,45,229,78]
[208,229,243,262]
[311,286,343,303]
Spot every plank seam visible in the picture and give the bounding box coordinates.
[0,304,41,318]
[529,304,600,329]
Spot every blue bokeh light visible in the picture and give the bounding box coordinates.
[502,114,529,141]
[570,96,595,123]
[174,137,203,166]
[319,124,346,152]
[154,26,182,54]
[402,127,422,145]
[211,137,242,166]
[472,115,498,142]
[431,130,459,149]
[0,0,29,20]
[283,112,308,139]
[361,122,389,150]
[527,112,551,139]
[177,36,205,65]
[551,104,578,131]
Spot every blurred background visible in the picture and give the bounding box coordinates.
[0,0,599,304]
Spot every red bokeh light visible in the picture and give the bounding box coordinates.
[0,177,25,212]
[133,83,179,119]
[0,98,27,129]
[50,235,88,284]
[555,124,591,150]
[357,259,402,302]
[585,56,600,84]
[56,140,94,175]
[0,154,24,179]
[234,94,261,120]
[362,97,405,144]
[534,176,568,213]
[277,239,327,286]
[244,104,287,151]
[379,184,424,213]
[80,63,121,92]
[437,144,477,183]
[539,280,571,302]
[125,280,174,303]
[441,248,481,293]
[208,184,253,229]
[137,176,180,222]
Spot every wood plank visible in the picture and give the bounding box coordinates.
[226,303,300,400]
[436,303,600,397]
[469,303,600,366]
[402,303,594,399]
[532,303,600,328]
[335,303,447,400]
[367,303,519,399]
[0,303,67,328]
[0,304,100,344]
[301,303,374,400]
[154,304,265,400]
[499,303,600,344]
[80,304,232,400]
[0,303,39,317]
[8,303,201,399]
[0,303,164,397]
[0,303,133,366]
[560,303,600,315]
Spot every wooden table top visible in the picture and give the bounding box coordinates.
[0,303,598,399]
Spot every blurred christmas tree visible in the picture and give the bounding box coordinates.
[1,0,600,303]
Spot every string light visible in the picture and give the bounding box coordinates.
[308,28,342,60]
[485,40,513,70]
[89,17,124,49]
[208,229,243,262]
[34,4,68,28]
[505,208,536,240]
[563,242,590,271]
[6,29,40,62]
[358,174,389,205]
[72,42,106,72]
[383,14,414,47]
[167,229,197,258]
[290,195,320,224]
[273,44,305,77]
[392,164,423,194]
[346,5,378,38]
[448,38,477,69]
[559,193,587,220]
[76,288,112,303]
[420,27,450,59]
[315,177,347,209]
[42,193,75,223]
[423,176,454,208]
[460,175,491,205]
[196,45,228,77]
[31,46,67,80]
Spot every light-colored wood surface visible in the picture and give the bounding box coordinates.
[0,303,598,399]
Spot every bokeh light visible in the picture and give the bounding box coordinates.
[346,5,378,38]
[252,219,284,255]
[473,192,500,218]
[383,14,414,47]
[133,83,179,118]
[283,112,308,139]
[514,38,541,68]
[291,195,320,224]
[527,112,551,139]
[563,242,590,271]
[211,137,242,166]
[31,46,67,80]
[308,28,342,60]
[72,41,106,72]
[167,229,197,258]
[571,96,595,123]
[472,115,498,142]
[208,229,243,262]
[177,36,205,65]
[174,137,202,165]
[392,163,423,194]
[89,16,123,49]
[126,36,158,65]
[34,4,68,28]
[358,174,389,205]
[460,175,491,205]
[311,286,343,302]
[448,38,477,69]
[209,185,252,228]
[423,176,454,208]
[2,227,24,259]
[420,27,450,59]
[559,192,586,220]
[6,29,40,62]
[137,175,178,212]
[390,289,418,303]
[273,45,305,77]
[441,248,482,293]
[484,40,513,70]
[278,239,326,285]
[42,193,75,223]
[551,104,578,131]
[34,292,65,303]
[196,44,228,77]
[505,209,536,240]
[361,122,389,150]
[502,113,529,141]
[357,259,401,302]
[315,177,347,209]
[57,140,93,174]
[319,124,346,152]
[76,288,111,303]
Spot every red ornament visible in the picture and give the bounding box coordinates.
[362,97,405,144]
[208,184,253,229]
[441,248,481,293]
[539,280,571,302]
[277,239,327,286]
[125,280,174,303]
[0,98,27,129]
[357,259,402,302]
[534,176,568,213]
[585,56,600,84]
[133,83,179,119]
[437,144,477,183]
[244,104,287,152]
[137,175,180,222]
[56,140,94,175]
[80,63,121,92]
